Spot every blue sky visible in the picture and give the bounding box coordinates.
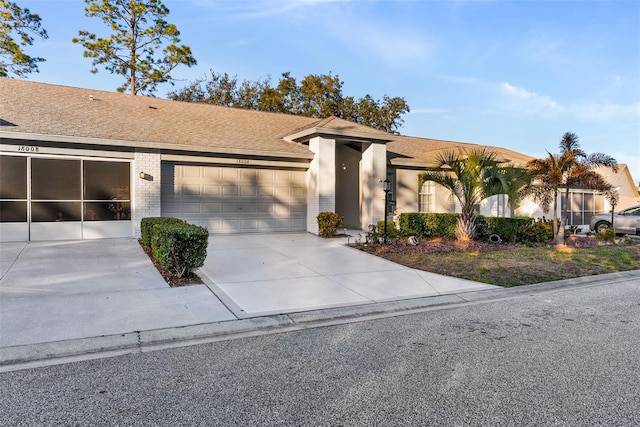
[17,0,640,182]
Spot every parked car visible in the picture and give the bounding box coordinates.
[590,204,640,235]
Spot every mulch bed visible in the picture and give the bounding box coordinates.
[139,241,203,287]
[354,234,600,256]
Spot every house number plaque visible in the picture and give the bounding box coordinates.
[17,146,40,152]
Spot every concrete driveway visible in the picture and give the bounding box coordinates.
[0,239,234,348]
[200,232,496,318]
[0,233,496,349]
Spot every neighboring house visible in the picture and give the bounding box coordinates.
[1,79,638,242]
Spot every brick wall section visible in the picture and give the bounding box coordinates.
[133,150,161,237]
[306,136,336,234]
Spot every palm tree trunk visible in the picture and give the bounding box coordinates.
[456,210,476,242]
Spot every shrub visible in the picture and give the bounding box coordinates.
[140,217,186,248]
[398,213,460,237]
[317,212,344,237]
[479,216,533,242]
[595,227,615,242]
[153,224,209,278]
[377,220,400,238]
[516,219,553,245]
[366,224,380,243]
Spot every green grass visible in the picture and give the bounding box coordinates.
[382,243,640,287]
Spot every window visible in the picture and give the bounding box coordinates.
[562,190,604,226]
[0,156,131,224]
[0,156,27,222]
[419,181,434,212]
[83,160,131,221]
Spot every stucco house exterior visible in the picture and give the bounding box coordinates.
[1,78,637,242]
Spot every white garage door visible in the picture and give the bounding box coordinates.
[161,164,307,233]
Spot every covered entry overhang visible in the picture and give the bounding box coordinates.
[285,123,393,233]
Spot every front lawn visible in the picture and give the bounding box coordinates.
[353,236,640,287]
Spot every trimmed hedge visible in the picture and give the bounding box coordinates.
[140,217,186,247]
[152,223,209,278]
[317,212,344,237]
[478,216,534,242]
[398,212,534,242]
[398,213,458,237]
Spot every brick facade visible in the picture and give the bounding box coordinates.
[133,150,161,237]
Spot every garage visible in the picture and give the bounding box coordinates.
[161,163,307,233]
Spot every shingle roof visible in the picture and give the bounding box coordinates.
[1,78,535,166]
[1,78,316,155]
[387,135,535,167]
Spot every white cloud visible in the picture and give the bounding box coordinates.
[571,103,640,122]
[500,82,563,114]
[499,82,640,122]
[332,20,432,65]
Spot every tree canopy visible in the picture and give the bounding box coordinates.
[168,70,410,134]
[0,0,48,78]
[525,132,617,243]
[72,0,196,95]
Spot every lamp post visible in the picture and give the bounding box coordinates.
[382,178,391,244]
[609,187,620,230]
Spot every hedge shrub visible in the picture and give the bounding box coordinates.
[399,212,534,242]
[478,216,533,242]
[140,217,186,248]
[317,212,344,237]
[376,220,400,238]
[153,223,209,278]
[516,219,554,245]
[398,213,458,237]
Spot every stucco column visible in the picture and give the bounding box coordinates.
[360,142,387,230]
[306,136,336,234]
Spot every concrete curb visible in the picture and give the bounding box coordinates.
[2,270,639,370]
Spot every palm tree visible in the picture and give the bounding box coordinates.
[419,148,529,242]
[526,132,617,244]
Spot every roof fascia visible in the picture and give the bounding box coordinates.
[284,126,393,144]
[1,131,315,160]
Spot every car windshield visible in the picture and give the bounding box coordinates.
[620,206,640,216]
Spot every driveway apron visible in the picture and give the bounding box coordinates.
[199,232,496,318]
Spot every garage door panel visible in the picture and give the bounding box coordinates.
[203,168,222,179]
[222,168,240,180]
[273,204,290,215]
[203,185,221,196]
[223,185,239,196]
[181,167,201,178]
[258,202,272,213]
[222,202,238,213]
[259,187,274,197]
[202,219,222,231]
[182,203,201,214]
[162,164,306,233]
[240,186,257,197]
[239,202,257,213]
[258,169,274,180]
[181,184,201,196]
[203,202,222,213]
[240,169,258,180]
[290,218,305,229]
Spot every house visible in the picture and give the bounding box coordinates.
[1,78,637,242]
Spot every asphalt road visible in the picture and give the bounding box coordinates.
[1,280,639,426]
